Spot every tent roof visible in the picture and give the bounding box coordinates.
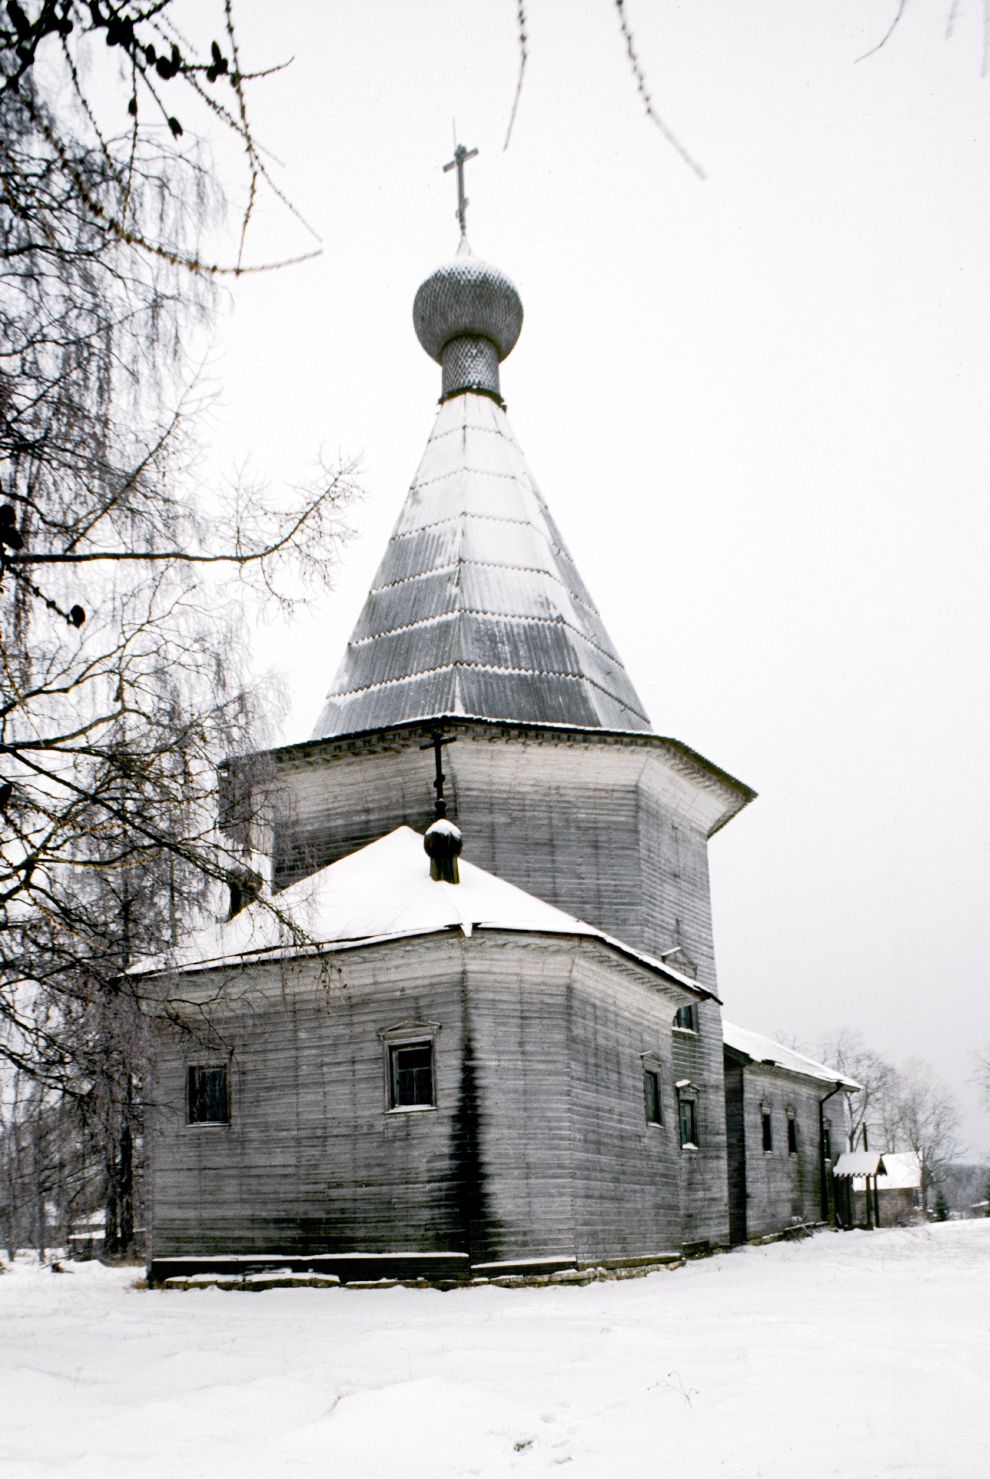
[311,393,653,739]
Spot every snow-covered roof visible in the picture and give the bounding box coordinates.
[834,1151,886,1178]
[132,826,711,995]
[723,1023,861,1090]
[844,1150,921,1191]
[871,1151,921,1190]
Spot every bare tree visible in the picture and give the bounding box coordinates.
[976,1048,990,1107]
[886,1058,962,1213]
[817,1027,898,1153]
[0,4,355,1252]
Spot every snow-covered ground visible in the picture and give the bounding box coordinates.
[2,1222,987,1478]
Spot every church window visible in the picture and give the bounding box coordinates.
[187,1065,229,1125]
[678,1092,699,1149]
[787,1109,798,1154]
[388,1041,435,1110]
[644,1068,663,1126]
[761,1105,773,1152]
[673,1005,698,1033]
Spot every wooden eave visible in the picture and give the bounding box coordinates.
[137,922,719,1003]
[223,714,755,840]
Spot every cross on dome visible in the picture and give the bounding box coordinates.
[412,143,523,405]
[442,139,478,241]
[420,727,456,820]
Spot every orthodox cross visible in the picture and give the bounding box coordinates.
[443,140,478,239]
[420,728,457,819]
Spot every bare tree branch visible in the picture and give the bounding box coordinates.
[503,1,529,151]
[613,0,706,181]
[855,0,909,64]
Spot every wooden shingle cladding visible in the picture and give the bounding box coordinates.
[721,1052,832,1243]
[145,927,718,1277]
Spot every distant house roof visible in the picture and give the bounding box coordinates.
[723,1022,861,1090]
[132,826,713,998]
[846,1150,921,1191]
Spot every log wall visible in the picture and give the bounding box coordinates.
[726,1060,828,1240]
[261,723,742,996]
[146,930,727,1268]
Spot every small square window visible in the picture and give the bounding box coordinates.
[761,1107,773,1153]
[187,1065,228,1125]
[678,1095,698,1148]
[787,1112,798,1154]
[389,1042,435,1109]
[644,1069,663,1126]
[673,1005,697,1032]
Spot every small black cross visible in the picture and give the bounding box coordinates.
[443,140,478,239]
[420,728,457,818]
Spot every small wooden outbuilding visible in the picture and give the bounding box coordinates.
[833,1150,922,1228]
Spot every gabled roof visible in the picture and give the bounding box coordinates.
[860,1151,921,1190]
[723,1022,861,1090]
[834,1150,921,1189]
[311,393,652,739]
[133,826,710,995]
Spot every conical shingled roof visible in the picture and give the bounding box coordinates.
[311,238,652,740]
[311,391,653,738]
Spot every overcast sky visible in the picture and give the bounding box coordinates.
[198,1,990,1155]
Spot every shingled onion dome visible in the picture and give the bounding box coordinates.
[413,238,523,405]
[424,817,463,884]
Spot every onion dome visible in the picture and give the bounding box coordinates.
[413,240,523,404]
[424,817,463,884]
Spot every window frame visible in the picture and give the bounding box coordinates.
[643,1065,664,1127]
[786,1107,798,1155]
[676,1082,700,1150]
[673,1004,698,1034]
[186,1063,230,1127]
[379,1021,441,1114]
[761,1102,773,1154]
[388,1040,436,1111]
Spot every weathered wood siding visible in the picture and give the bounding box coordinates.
[724,1056,748,1243]
[184,719,749,1266]
[459,935,577,1262]
[730,1062,827,1240]
[564,953,730,1258]
[254,725,734,1210]
[261,723,739,994]
[147,929,722,1266]
[148,939,469,1258]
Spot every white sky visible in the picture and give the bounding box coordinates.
[193,1,990,1155]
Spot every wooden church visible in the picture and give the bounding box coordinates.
[141,162,857,1282]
